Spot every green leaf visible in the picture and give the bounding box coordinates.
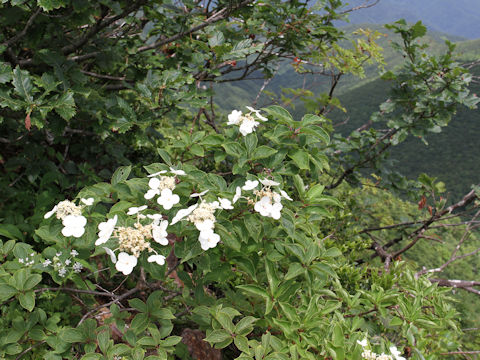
[209,31,225,47]
[190,144,204,157]
[301,114,324,126]
[235,316,258,335]
[289,150,309,170]
[301,126,330,144]
[201,134,225,146]
[306,184,325,202]
[81,354,102,360]
[285,263,305,280]
[19,291,35,311]
[0,62,12,84]
[244,133,258,155]
[222,142,246,158]
[131,313,149,333]
[111,165,132,185]
[263,105,295,126]
[60,328,85,343]
[237,285,269,299]
[234,335,250,353]
[13,268,28,290]
[24,274,42,290]
[0,224,24,240]
[204,329,231,344]
[251,146,277,160]
[12,66,33,103]
[54,91,76,120]
[0,284,17,301]
[37,0,69,11]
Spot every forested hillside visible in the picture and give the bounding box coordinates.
[343,0,480,39]
[218,30,480,199]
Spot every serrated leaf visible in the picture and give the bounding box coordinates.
[209,31,225,47]
[0,284,17,301]
[251,146,277,160]
[263,105,295,126]
[60,328,85,343]
[37,0,68,11]
[301,126,330,144]
[24,274,42,290]
[204,329,231,344]
[289,150,309,170]
[222,142,246,158]
[305,184,325,203]
[54,91,76,120]
[111,165,132,185]
[12,66,33,102]
[19,291,35,312]
[0,62,12,84]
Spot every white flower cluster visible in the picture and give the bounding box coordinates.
[227,106,268,136]
[18,253,35,266]
[236,178,292,219]
[357,339,405,360]
[96,206,168,275]
[44,198,94,238]
[43,250,83,278]
[170,190,233,251]
[144,167,185,210]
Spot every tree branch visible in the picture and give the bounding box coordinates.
[137,0,254,53]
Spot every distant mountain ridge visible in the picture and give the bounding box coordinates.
[342,0,480,39]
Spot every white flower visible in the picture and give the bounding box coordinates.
[147,170,168,177]
[242,180,259,191]
[218,198,233,210]
[157,188,180,210]
[169,167,186,176]
[254,196,273,217]
[280,189,293,201]
[81,197,94,206]
[227,110,242,125]
[152,220,169,245]
[389,346,406,360]
[171,204,198,225]
[357,339,368,348]
[127,205,147,215]
[145,177,161,199]
[44,205,58,219]
[270,202,283,220]
[246,106,268,121]
[148,254,166,265]
[190,189,209,198]
[195,219,215,232]
[239,117,259,136]
[73,262,83,273]
[147,213,163,224]
[254,196,283,219]
[233,186,242,203]
[259,178,280,187]
[95,215,118,246]
[198,230,221,251]
[61,215,87,238]
[43,259,52,267]
[115,252,137,275]
[70,249,79,257]
[103,247,117,263]
[65,259,71,265]
[58,267,67,277]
